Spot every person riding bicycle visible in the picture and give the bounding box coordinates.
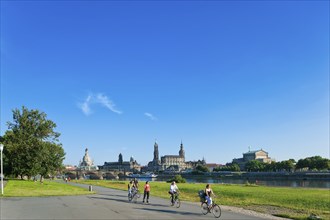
[204,184,215,208]
[169,181,179,205]
[128,180,133,197]
[133,178,139,190]
[129,178,139,197]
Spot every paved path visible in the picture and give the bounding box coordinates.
[0,182,288,219]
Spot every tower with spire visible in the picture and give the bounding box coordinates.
[118,153,123,164]
[153,140,159,162]
[179,141,185,158]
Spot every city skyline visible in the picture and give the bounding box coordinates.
[76,142,272,168]
[1,1,329,166]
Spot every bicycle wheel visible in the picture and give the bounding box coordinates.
[175,199,181,208]
[136,192,141,198]
[212,204,221,218]
[201,202,208,215]
[128,194,132,202]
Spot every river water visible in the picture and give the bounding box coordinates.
[184,177,330,188]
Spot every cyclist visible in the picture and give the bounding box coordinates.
[204,184,215,209]
[127,180,133,197]
[169,181,179,205]
[133,178,139,190]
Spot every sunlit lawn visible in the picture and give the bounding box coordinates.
[2,179,95,197]
[78,179,330,220]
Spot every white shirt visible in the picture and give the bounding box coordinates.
[170,184,178,193]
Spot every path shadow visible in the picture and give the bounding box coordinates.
[88,196,175,208]
[88,196,128,203]
[98,193,127,198]
[138,202,170,208]
[134,207,202,217]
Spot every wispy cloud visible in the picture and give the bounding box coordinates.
[78,93,122,116]
[96,93,122,114]
[144,112,158,121]
[79,94,93,116]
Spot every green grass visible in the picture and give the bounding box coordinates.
[77,180,330,220]
[2,179,95,197]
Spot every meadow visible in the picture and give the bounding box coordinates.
[77,179,330,220]
[2,179,95,197]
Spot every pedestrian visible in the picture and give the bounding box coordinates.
[143,181,150,204]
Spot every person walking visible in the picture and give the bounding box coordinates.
[142,181,150,204]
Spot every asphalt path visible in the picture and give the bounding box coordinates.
[0,182,286,220]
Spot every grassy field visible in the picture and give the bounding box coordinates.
[77,180,330,220]
[2,179,95,197]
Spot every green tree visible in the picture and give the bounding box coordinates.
[282,160,295,172]
[296,156,329,171]
[39,142,65,181]
[2,106,65,180]
[245,160,265,172]
[264,161,277,172]
[195,164,210,173]
[231,163,241,171]
[213,163,240,172]
[167,174,187,183]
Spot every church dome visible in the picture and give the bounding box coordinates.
[80,148,93,167]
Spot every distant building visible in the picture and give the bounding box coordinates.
[205,163,222,172]
[232,148,275,170]
[147,141,194,172]
[100,153,141,172]
[78,148,99,171]
[65,165,77,171]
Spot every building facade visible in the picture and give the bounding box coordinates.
[232,148,274,170]
[99,153,141,172]
[147,141,193,172]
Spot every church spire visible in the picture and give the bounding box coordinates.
[153,140,159,161]
[179,141,185,158]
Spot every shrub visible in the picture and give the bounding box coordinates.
[167,174,187,183]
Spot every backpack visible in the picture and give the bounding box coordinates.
[198,190,206,202]
[198,190,206,198]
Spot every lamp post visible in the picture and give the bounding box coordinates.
[0,143,3,195]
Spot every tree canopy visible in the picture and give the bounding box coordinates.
[296,156,330,171]
[1,106,65,181]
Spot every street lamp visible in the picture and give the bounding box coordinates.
[0,143,4,195]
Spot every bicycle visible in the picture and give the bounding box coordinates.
[170,192,181,208]
[128,188,140,203]
[201,198,221,218]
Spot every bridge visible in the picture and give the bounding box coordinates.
[65,169,132,180]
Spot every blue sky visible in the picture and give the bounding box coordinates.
[1,1,329,166]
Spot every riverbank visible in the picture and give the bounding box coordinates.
[180,171,330,181]
[77,179,330,220]
[148,172,330,188]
